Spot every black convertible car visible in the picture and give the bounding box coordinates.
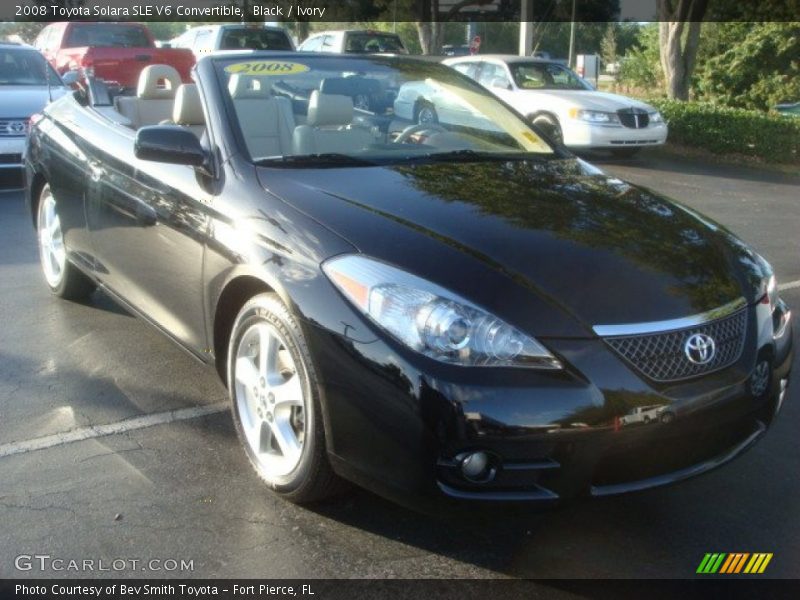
[25,53,792,508]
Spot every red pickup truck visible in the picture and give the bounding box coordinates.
[33,22,195,90]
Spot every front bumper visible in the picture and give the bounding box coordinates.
[0,137,25,169]
[304,299,792,510]
[563,120,668,149]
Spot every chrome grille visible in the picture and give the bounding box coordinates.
[0,119,29,137]
[617,108,649,129]
[604,309,747,382]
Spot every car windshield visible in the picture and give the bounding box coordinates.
[510,62,591,91]
[0,49,61,86]
[220,28,293,51]
[217,55,554,166]
[345,34,407,54]
[65,24,150,48]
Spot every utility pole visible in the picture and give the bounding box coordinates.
[519,0,533,56]
[568,0,577,67]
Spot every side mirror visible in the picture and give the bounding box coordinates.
[61,70,80,86]
[135,126,206,167]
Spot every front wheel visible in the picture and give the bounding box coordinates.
[227,293,344,503]
[415,101,438,125]
[36,184,95,300]
[531,114,563,146]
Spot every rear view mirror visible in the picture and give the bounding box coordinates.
[61,70,80,86]
[135,125,206,167]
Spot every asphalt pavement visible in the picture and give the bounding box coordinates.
[1,152,799,580]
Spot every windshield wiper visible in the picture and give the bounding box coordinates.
[255,153,378,168]
[402,149,550,163]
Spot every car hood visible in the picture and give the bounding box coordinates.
[519,90,657,113]
[258,158,764,336]
[0,86,66,118]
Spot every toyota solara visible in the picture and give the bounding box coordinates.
[25,53,792,508]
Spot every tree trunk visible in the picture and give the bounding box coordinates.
[657,0,708,100]
[416,0,442,55]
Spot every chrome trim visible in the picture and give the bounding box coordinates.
[593,297,747,337]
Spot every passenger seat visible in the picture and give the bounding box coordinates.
[229,74,295,159]
[116,65,182,129]
[292,91,373,155]
[171,84,205,138]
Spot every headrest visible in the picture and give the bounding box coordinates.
[229,74,270,99]
[137,65,182,99]
[319,77,380,96]
[173,84,204,126]
[307,91,353,127]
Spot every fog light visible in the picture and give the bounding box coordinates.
[459,451,496,483]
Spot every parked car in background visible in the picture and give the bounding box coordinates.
[774,101,800,117]
[24,52,792,509]
[33,22,194,91]
[297,30,408,54]
[171,24,294,59]
[441,44,471,57]
[0,42,70,186]
[445,54,667,157]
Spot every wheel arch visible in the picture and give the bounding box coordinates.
[212,273,280,383]
[28,170,48,229]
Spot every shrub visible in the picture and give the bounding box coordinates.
[649,99,800,164]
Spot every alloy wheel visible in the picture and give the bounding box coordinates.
[38,189,66,288]
[233,322,307,478]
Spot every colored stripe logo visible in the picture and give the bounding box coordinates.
[697,553,773,574]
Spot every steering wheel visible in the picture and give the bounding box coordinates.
[394,123,448,144]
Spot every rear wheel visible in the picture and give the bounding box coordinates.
[531,114,563,146]
[36,184,95,301]
[227,293,344,503]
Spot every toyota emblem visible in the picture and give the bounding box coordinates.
[7,121,26,135]
[684,333,716,365]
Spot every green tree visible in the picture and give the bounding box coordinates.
[694,22,800,111]
[619,23,662,91]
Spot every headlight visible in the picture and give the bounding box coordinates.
[757,255,777,311]
[648,111,663,123]
[323,255,561,369]
[568,108,620,124]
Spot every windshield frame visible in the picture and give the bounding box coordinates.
[212,52,566,168]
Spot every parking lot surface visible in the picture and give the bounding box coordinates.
[1,153,799,579]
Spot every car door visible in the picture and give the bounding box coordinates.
[82,114,212,356]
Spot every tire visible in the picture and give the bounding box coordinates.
[660,411,675,424]
[643,416,651,424]
[415,101,438,125]
[227,292,344,503]
[531,114,563,146]
[610,147,642,158]
[36,183,95,301]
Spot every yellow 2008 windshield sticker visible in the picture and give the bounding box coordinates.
[224,61,309,76]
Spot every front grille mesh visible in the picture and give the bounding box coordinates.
[0,153,22,165]
[617,108,650,129]
[604,309,747,382]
